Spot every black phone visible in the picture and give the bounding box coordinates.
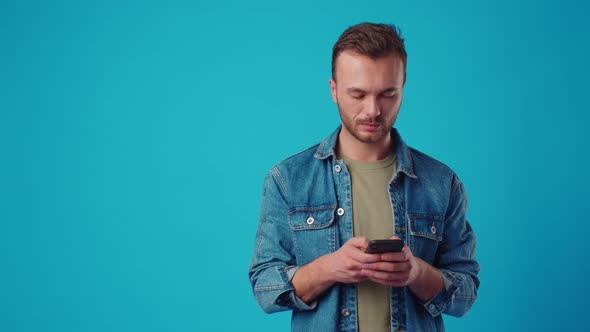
[366,239,405,254]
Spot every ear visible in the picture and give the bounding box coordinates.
[329,78,338,103]
[403,70,407,86]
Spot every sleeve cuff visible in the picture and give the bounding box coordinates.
[423,269,464,317]
[286,265,299,281]
[274,266,318,311]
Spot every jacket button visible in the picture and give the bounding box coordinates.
[306,216,315,225]
[334,165,342,172]
[428,304,436,310]
[337,208,345,216]
[341,308,351,317]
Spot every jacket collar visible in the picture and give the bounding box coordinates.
[314,125,417,179]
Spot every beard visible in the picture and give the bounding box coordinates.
[337,102,394,144]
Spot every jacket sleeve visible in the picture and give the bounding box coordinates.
[423,174,480,317]
[248,168,316,313]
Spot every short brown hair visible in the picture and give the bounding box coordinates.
[331,22,407,80]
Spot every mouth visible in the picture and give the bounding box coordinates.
[359,122,381,131]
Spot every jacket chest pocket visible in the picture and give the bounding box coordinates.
[407,214,444,264]
[288,205,337,265]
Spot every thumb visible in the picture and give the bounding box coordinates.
[347,236,370,249]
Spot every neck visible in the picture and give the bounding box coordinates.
[336,128,392,161]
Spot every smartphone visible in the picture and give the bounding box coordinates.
[366,239,405,254]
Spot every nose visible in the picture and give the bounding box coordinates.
[363,96,381,118]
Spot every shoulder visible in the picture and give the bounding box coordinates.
[271,143,321,171]
[408,147,455,176]
[263,143,325,191]
[404,146,466,215]
[263,141,335,201]
[406,146,461,193]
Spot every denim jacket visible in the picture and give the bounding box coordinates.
[249,127,480,331]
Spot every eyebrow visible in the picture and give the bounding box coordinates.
[346,87,399,94]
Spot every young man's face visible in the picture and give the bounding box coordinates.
[330,51,405,145]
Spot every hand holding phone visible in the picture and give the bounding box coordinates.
[365,239,405,254]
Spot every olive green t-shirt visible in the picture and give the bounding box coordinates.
[340,150,397,332]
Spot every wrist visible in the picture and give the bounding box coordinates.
[408,257,444,303]
[409,256,426,286]
[292,254,336,304]
[314,253,336,286]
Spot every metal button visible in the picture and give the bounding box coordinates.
[337,208,345,216]
[334,164,342,172]
[306,216,315,225]
[341,308,351,317]
[428,304,436,310]
[431,224,436,234]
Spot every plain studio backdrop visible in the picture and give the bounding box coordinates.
[1,0,589,331]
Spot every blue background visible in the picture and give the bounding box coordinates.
[1,0,589,331]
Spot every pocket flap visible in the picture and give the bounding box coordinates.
[288,205,336,231]
[408,214,444,241]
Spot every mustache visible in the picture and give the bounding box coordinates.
[358,119,382,124]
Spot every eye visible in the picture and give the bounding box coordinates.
[351,94,365,100]
[382,92,396,99]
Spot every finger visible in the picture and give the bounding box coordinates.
[344,269,368,281]
[389,235,401,240]
[380,251,409,262]
[345,236,370,249]
[353,251,383,264]
[367,276,408,287]
[365,261,410,273]
[402,245,412,256]
[336,252,379,271]
[362,269,410,281]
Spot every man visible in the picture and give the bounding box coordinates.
[249,22,480,331]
